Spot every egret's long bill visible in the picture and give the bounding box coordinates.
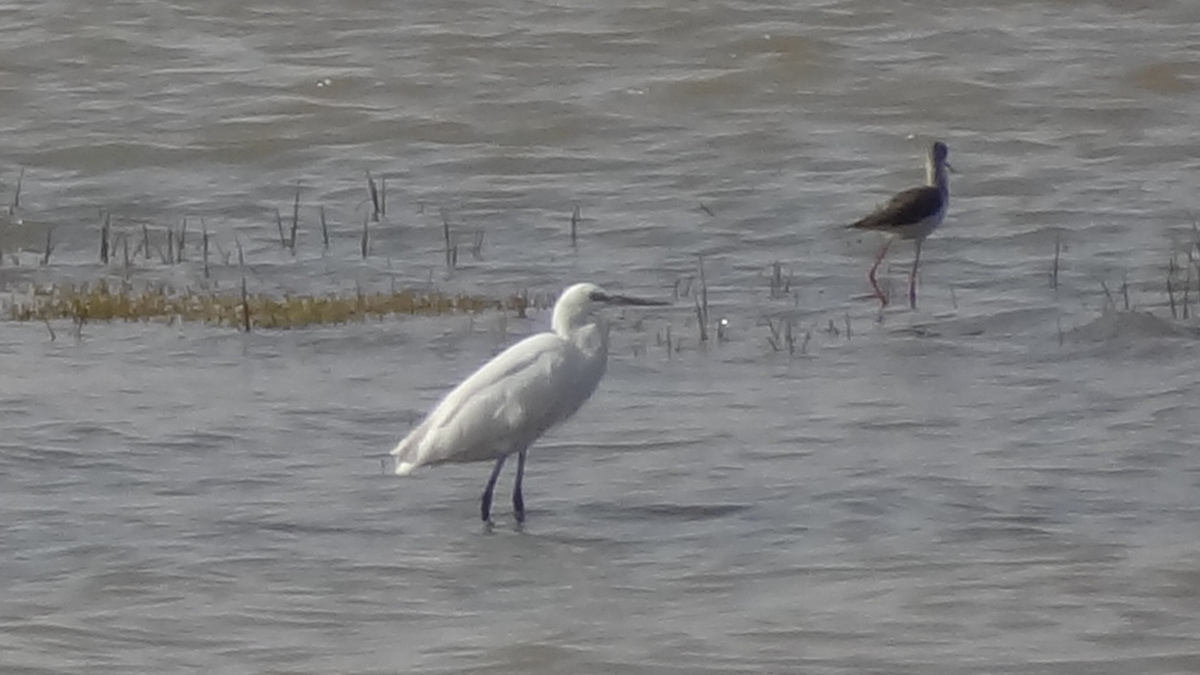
[390,282,669,524]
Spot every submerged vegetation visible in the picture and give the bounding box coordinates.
[5,164,1199,349]
[0,170,558,331]
[5,281,538,331]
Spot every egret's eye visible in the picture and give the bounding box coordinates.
[588,291,608,302]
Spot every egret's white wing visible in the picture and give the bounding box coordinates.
[392,333,587,473]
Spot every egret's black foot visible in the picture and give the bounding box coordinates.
[481,490,495,523]
[513,495,525,524]
[512,449,528,525]
[481,455,507,523]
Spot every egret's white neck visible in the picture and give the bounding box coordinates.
[552,301,594,337]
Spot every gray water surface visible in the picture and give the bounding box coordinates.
[3,1,1200,673]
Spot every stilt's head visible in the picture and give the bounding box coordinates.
[551,282,668,335]
[927,141,954,175]
[928,141,949,166]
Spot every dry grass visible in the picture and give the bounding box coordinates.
[6,281,540,330]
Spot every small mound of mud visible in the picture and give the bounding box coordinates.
[1069,310,1200,343]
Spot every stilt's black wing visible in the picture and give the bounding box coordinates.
[850,186,943,231]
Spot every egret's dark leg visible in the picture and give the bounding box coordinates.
[868,238,893,307]
[909,239,923,310]
[481,455,508,522]
[512,449,527,523]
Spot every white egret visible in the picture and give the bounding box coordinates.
[848,140,952,309]
[390,282,668,523]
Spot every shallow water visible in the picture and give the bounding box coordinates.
[3,1,1200,673]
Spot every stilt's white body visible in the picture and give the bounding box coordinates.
[850,141,950,238]
[848,141,952,308]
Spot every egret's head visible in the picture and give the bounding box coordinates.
[552,282,668,334]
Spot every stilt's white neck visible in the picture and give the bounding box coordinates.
[926,157,949,200]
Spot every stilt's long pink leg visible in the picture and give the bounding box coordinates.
[868,238,893,307]
[908,239,923,309]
